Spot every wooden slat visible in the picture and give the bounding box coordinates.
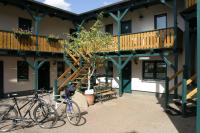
[58,68,81,91]
[186,88,197,99]
[101,28,175,52]
[186,74,196,85]
[0,30,63,53]
[185,0,196,9]
[169,69,184,81]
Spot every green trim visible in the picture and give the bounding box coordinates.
[173,0,179,99]
[54,80,59,101]
[162,56,175,70]
[63,54,77,72]
[197,0,200,132]
[121,55,132,69]
[181,79,187,116]
[165,77,169,109]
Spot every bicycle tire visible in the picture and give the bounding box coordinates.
[33,103,58,129]
[66,100,81,126]
[0,104,18,132]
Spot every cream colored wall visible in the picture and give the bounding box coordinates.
[0,56,62,93]
[0,5,74,36]
[111,52,184,93]
[84,2,185,34]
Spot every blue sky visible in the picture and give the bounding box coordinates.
[35,0,121,14]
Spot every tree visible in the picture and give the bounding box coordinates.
[63,13,114,93]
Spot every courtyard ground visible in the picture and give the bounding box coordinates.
[1,92,196,133]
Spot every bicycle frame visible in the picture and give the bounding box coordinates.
[50,94,71,111]
[10,93,44,119]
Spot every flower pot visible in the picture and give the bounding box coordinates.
[84,89,95,106]
[85,94,95,106]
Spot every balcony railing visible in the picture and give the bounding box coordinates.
[0,30,63,53]
[101,27,175,52]
[0,28,177,54]
[185,0,196,9]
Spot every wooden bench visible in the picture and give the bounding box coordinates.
[94,82,117,102]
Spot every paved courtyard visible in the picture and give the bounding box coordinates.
[2,92,196,133]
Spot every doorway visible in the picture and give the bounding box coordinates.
[0,61,3,97]
[122,61,132,93]
[38,62,50,90]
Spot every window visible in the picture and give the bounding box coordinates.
[17,61,29,81]
[105,24,113,35]
[154,13,167,29]
[121,20,132,34]
[57,61,65,78]
[18,17,32,31]
[142,61,166,80]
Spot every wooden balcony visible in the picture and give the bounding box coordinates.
[101,27,175,53]
[185,0,196,9]
[0,30,63,53]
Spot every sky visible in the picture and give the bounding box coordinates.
[35,0,122,14]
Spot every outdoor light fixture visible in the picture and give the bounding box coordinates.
[139,57,150,60]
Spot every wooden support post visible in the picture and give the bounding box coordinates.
[105,60,108,84]
[109,8,129,96]
[54,79,59,101]
[34,16,42,53]
[165,77,169,110]
[197,0,200,132]
[173,0,179,99]
[182,79,187,117]
[184,20,190,79]
[34,60,39,91]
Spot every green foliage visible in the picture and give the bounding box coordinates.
[14,28,32,36]
[63,13,113,55]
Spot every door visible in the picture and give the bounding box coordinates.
[122,61,132,93]
[0,61,4,98]
[38,62,50,90]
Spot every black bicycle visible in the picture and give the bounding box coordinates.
[0,91,58,132]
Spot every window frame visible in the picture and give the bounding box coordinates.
[142,60,167,80]
[17,61,29,82]
[154,13,167,30]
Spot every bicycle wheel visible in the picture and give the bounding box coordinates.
[33,103,58,129]
[0,104,18,132]
[66,100,81,126]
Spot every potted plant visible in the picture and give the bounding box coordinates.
[63,13,113,106]
[47,34,59,42]
[14,28,32,39]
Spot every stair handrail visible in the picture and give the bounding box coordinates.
[168,68,184,81]
[186,74,196,85]
[58,68,81,91]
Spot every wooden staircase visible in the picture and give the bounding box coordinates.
[55,49,91,93]
[165,69,197,115]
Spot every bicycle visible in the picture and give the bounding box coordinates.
[45,85,81,126]
[0,91,58,132]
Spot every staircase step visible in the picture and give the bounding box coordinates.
[166,103,182,115]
